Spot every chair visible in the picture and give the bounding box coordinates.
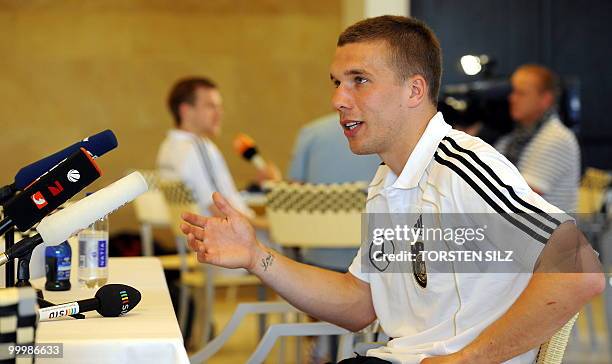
[188,301,357,364]
[575,168,611,354]
[353,314,580,364]
[267,181,367,360]
[158,179,262,349]
[265,181,367,248]
[130,169,171,257]
[0,287,38,364]
[577,168,611,215]
[536,313,580,364]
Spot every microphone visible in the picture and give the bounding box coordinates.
[233,133,267,171]
[37,284,141,321]
[38,297,85,320]
[0,129,117,205]
[0,171,148,266]
[0,148,102,236]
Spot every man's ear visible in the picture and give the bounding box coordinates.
[406,74,428,108]
[541,91,555,110]
[178,102,192,123]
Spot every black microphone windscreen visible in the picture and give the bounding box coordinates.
[242,146,258,160]
[3,148,101,231]
[95,284,141,317]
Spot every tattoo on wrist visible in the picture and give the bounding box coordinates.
[261,252,275,272]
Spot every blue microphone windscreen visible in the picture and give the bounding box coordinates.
[15,130,117,190]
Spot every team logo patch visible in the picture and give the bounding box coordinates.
[412,215,427,288]
[369,235,394,272]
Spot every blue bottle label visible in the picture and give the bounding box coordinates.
[98,240,107,268]
[57,256,71,281]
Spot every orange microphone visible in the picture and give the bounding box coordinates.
[233,133,267,171]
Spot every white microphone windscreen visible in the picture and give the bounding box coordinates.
[36,172,149,244]
[252,154,266,171]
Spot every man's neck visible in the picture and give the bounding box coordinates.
[380,107,438,176]
[178,125,210,139]
[518,108,553,131]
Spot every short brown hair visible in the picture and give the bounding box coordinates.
[338,15,442,104]
[167,77,217,126]
[515,64,561,102]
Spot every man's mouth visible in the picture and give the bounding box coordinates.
[341,120,364,137]
[342,121,364,130]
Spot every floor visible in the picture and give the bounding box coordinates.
[189,286,312,364]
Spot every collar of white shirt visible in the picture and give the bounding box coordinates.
[369,112,451,193]
[167,129,209,142]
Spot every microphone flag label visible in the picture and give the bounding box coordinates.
[5,147,102,231]
[120,290,130,315]
[31,191,48,209]
[48,180,64,196]
[39,302,80,321]
[67,169,80,182]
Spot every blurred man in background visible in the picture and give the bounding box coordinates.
[157,77,278,221]
[157,77,277,344]
[495,65,580,212]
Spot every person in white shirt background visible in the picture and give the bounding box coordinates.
[179,16,603,364]
[157,77,279,225]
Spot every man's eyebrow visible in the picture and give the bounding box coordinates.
[345,69,371,76]
[330,69,372,81]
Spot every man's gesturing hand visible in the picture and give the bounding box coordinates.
[180,192,262,271]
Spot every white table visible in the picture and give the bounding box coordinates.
[30,257,189,364]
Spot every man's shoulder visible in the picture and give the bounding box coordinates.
[433,129,519,179]
[429,129,531,206]
[537,117,578,145]
[159,132,198,154]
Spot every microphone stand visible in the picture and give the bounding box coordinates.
[14,246,84,320]
[15,250,33,287]
[3,226,15,287]
[1,206,16,287]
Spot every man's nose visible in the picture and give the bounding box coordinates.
[332,85,353,111]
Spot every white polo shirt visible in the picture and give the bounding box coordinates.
[349,112,567,364]
[156,129,253,218]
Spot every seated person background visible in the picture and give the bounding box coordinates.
[157,76,278,224]
[495,65,580,213]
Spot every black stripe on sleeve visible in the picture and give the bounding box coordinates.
[443,136,560,226]
[434,152,549,244]
[438,142,555,236]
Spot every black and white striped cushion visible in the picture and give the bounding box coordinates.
[0,287,37,364]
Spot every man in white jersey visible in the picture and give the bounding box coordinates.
[495,65,580,212]
[180,17,603,364]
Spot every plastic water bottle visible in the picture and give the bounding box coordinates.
[45,241,72,291]
[78,214,109,288]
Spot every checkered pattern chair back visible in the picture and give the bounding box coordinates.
[158,179,199,239]
[0,287,37,364]
[131,170,170,226]
[266,182,367,248]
